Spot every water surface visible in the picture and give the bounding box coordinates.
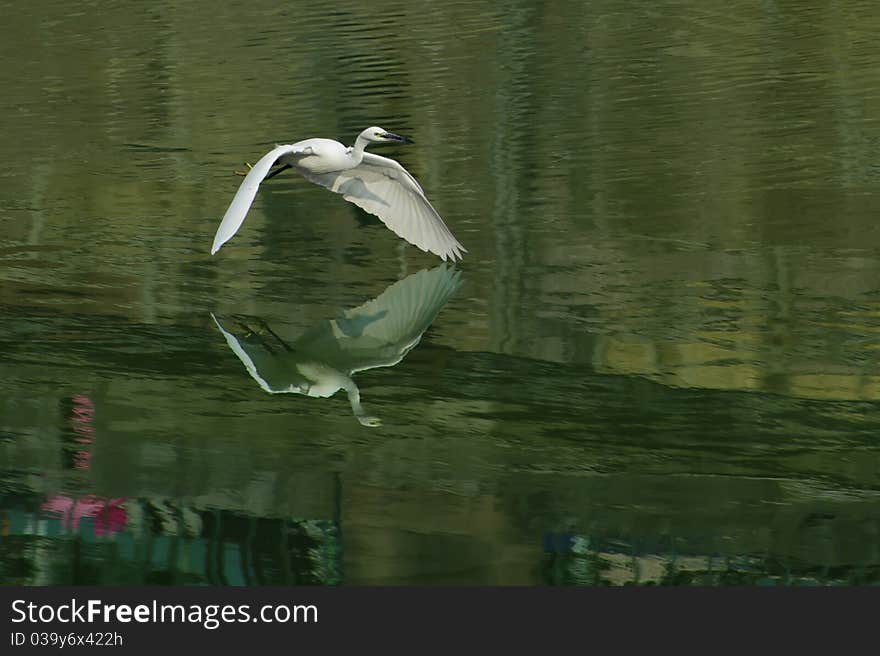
[2,0,880,585]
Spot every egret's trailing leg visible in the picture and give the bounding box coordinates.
[233,162,254,177]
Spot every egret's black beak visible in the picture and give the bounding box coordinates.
[384,132,414,144]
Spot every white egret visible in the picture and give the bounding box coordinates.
[211,264,462,427]
[211,127,466,261]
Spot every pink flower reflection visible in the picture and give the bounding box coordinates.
[42,495,128,535]
[68,394,95,469]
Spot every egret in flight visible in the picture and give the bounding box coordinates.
[211,264,462,427]
[211,127,466,261]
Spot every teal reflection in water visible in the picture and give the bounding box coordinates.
[213,265,462,426]
[3,503,342,586]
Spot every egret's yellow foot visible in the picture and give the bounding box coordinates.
[233,162,254,176]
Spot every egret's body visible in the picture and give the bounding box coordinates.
[211,127,466,261]
[287,138,353,173]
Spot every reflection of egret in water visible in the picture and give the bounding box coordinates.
[212,265,462,426]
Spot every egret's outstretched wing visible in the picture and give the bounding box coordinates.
[302,153,467,261]
[211,144,309,255]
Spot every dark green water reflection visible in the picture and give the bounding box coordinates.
[2,1,880,585]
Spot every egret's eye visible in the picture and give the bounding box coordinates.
[375,132,383,137]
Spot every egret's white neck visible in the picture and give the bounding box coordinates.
[342,377,380,427]
[349,130,373,165]
[343,377,365,415]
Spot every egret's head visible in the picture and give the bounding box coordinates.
[362,126,414,144]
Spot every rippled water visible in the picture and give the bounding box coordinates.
[2,0,880,585]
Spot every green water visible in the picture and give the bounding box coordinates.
[2,1,880,585]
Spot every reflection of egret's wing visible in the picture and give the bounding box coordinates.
[211,313,310,394]
[293,264,463,374]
